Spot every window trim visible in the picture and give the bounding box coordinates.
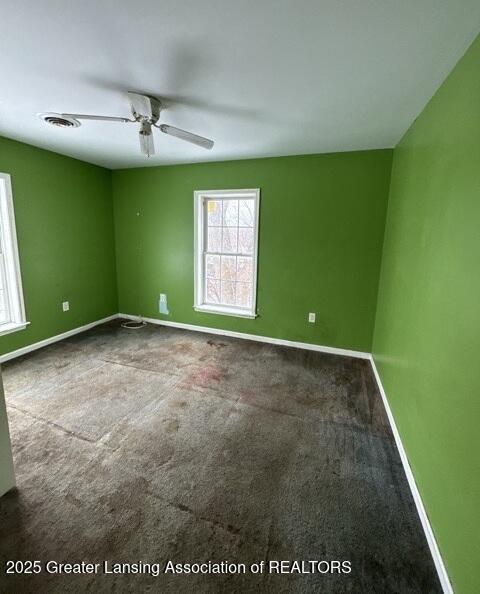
[0,173,27,336]
[194,188,260,319]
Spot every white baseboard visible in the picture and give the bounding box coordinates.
[118,313,371,360]
[0,314,119,364]
[369,356,452,594]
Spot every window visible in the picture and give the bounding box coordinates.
[194,189,260,318]
[0,173,27,336]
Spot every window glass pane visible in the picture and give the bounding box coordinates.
[221,255,236,281]
[222,227,238,253]
[0,289,7,322]
[236,282,252,308]
[206,254,220,279]
[0,256,10,324]
[0,174,25,328]
[221,281,236,305]
[222,200,239,227]
[205,279,221,304]
[239,199,254,227]
[237,256,253,282]
[207,227,222,252]
[238,227,254,254]
[199,191,258,314]
[207,200,222,226]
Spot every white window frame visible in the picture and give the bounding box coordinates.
[0,173,27,336]
[194,188,260,319]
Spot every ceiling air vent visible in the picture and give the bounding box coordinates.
[38,113,81,128]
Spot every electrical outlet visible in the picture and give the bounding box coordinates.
[308,312,316,323]
[62,301,70,312]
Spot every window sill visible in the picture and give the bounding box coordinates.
[0,321,30,337]
[194,305,257,319]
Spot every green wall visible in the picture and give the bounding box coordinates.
[113,150,392,352]
[0,136,117,355]
[373,34,480,594]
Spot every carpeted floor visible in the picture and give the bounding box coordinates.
[0,320,440,592]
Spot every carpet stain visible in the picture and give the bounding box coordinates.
[0,320,441,593]
[207,340,228,349]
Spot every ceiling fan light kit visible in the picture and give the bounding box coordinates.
[38,91,214,157]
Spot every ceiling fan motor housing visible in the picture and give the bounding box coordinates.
[139,122,152,135]
[129,92,161,124]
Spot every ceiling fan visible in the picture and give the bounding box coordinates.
[39,92,214,157]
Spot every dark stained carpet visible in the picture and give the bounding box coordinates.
[0,320,441,593]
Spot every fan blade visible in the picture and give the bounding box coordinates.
[158,124,214,150]
[62,113,131,123]
[139,123,155,157]
[128,92,161,122]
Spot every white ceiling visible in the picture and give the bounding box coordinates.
[1,1,479,169]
